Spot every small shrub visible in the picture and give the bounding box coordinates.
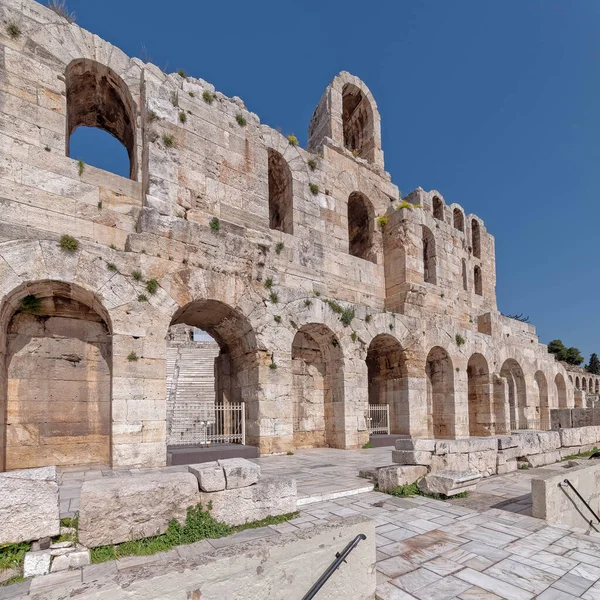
[274,315,282,323]
[275,242,284,255]
[235,114,247,127]
[377,215,388,230]
[397,200,414,210]
[47,0,75,22]
[269,362,277,370]
[0,541,31,572]
[171,93,179,107]
[455,334,465,347]
[269,291,279,304]
[340,307,355,327]
[106,262,118,272]
[146,279,159,295]
[59,234,78,252]
[210,217,220,232]
[286,451,294,456]
[352,149,360,157]
[519,464,529,470]
[148,110,159,122]
[307,159,317,171]
[177,69,186,78]
[304,299,312,307]
[309,183,319,195]
[97,201,102,209]
[287,134,298,146]
[264,277,274,289]
[109,244,117,250]
[365,314,372,323]
[137,294,148,302]
[324,299,343,314]
[6,23,21,39]
[179,111,187,124]
[19,294,41,314]
[77,159,85,176]
[127,352,138,361]
[202,91,215,104]
[351,331,358,342]
[188,92,195,98]
[362,441,374,449]
[132,270,143,281]
[331,338,339,348]
[162,134,174,148]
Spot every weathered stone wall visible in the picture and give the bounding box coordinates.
[0,0,577,470]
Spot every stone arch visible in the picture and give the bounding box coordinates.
[169,300,262,448]
[471,219,481,258]
[467,353,492,436]
[500,359,526,430]
[569,375,573,384]
[292,323,345,448]
[267,148,293,234]
[576,376,580,389]
[426,346,455,438]
[342,83,375,162]
[366,334,408,435]
[433,196,444,220]
[462,259,468,291]
[453,208,465,232]
[555,373,567,409]
[348,192,375,263]
[1,280,112,471]
[534,371,549,429]
[474,265,483,296]
[65,58,137,179]
[422,225,437,284]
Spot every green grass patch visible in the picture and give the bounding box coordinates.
[59,234,79,252]
[562,446,598,461]
[90,504,297,564]
[362,441,374,449]
[379,483,468,501]
[0,542,30,572]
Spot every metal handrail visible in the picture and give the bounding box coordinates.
[562,479,600,527]
[301,534,367,600]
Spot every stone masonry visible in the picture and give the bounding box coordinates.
[0,0,582,471]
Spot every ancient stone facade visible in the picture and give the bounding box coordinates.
[0,0,578,470]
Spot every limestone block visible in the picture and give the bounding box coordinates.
[199,477,297,526]
[0,466,60,544]
[467,450,497,477]
[497,435,519,450]
[516,432,542,455]
[537,431,561,452]
[525,451,560,468]
[395,438,436,452]
[377,466,427,492]
[430,453,468,473]
[497,460,518,475]
[581,426,600,446]
[560,428,582,447]
[417,471,482,497]
[188,463,226,492]
[435,438,497,455]
[23,550,51,577]
[358,467,378,481]
[78,472,199,547]
[218,458,260,490]
[497,446,522,461]
[391,450,432,466]
[51,550,91,572]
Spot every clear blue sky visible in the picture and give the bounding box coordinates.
[63,0,600,363]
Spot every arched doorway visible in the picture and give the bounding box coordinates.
[168,300,260,450]
[291,324,344,448]
[500,359,526,430]
[366,334,408,434]
[534,371,549,430]
[342,83,375,162]
[347,192,375,263]
[1,281,112,471]
[555,373,567,409]
[426,347,455,438]
[467,354,492,436]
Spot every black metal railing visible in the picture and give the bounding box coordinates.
[301,534,367,600]
[562,478,600,529]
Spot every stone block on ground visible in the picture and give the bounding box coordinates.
[430,453,468,473]
[200,477,296,526]
[358,467,379,481]
[497,435,519,450]
[417,470,482,497]
[51,550,91,572]
[391,450,432,466]
[377,465,427,492]
[395,438,436,452]
[23,550,51,577]
[497,460,518,475]
[217,458,260,489]
[525,451,560,468]
[188,463,226,492]
[78,471,199,547]
[435,438,497,455]
[0,466,60,544]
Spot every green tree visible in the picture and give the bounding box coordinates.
[548,339,566,358]
[565,347,584,366]
[548,339,584,365]
[588,353,600,375]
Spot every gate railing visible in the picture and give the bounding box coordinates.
[366,404,390,435]
[173,402,245,446]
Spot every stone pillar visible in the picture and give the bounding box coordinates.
[454,367,469,438]
[492,375,510,435]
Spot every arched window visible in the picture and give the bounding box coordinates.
[462,259,468,291]
[348,192,375,262]
[422,226,437,284]
[472,219,481,258]
[342,84,374,162]
[453,208,464,232]
[267,148,293,234]
[474,265,483,296]
[65,59,137,179]
[433,197,444,220]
